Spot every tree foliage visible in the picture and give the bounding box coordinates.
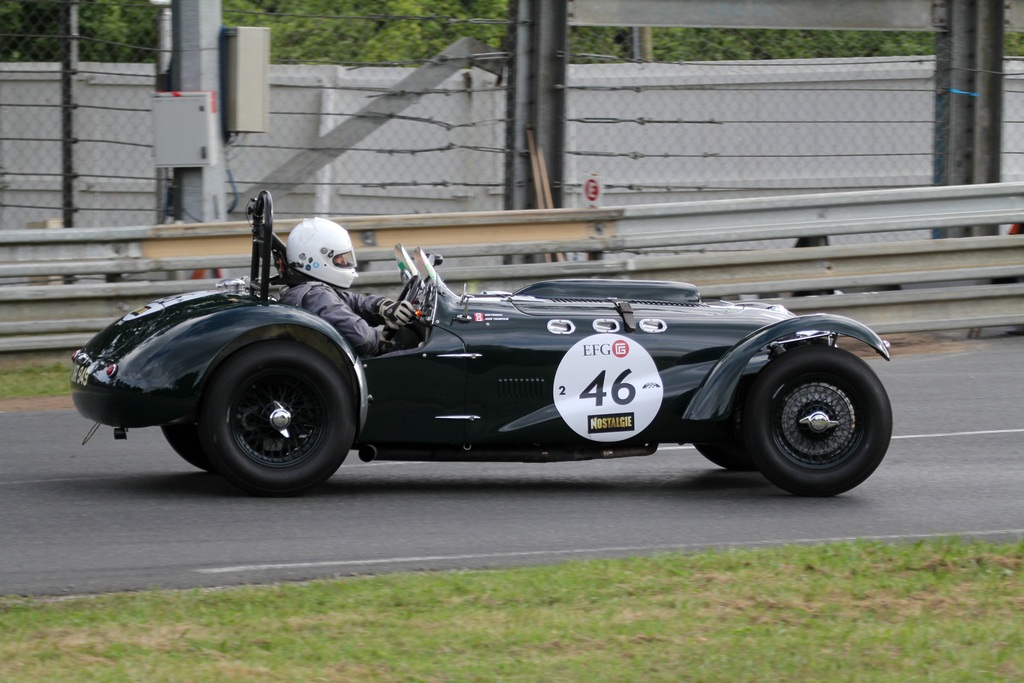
[0,0,158,62]
[571,27,938,62]
[8,1,1024,65]
[222,0,508,63]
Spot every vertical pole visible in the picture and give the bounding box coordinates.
[170,0,225,223]
[932,27,951,190]
[60,0,78,228]
[155,3,172,224]
[934,0,978,237]
[504,0,567,210]
[971,0,1004,236]
[155,5,173,76]
[314,89,334,216]
[504,0,526,210]
[501,0,520,209]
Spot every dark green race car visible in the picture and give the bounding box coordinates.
[71,191,893,497]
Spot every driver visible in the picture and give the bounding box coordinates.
[280,217,416,356]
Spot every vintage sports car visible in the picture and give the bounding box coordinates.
[71,192,893,497]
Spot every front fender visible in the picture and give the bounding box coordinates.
[680,313,889,422]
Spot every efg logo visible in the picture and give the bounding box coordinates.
[582,340,631,358]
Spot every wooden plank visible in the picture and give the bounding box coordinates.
[526,124,554,210]
[141,220,609,258]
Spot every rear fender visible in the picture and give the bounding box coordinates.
[203,313,369,432]
[681,314,889,422]
[133,304,367,429]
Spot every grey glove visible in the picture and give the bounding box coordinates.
[378,298,417,330]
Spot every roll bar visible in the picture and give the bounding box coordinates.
[246,190,286,302]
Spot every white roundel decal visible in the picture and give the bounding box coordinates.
[553,334,664,442]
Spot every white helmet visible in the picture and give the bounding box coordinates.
[286,217,359,289]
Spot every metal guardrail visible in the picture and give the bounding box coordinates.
[1,183,1023,356]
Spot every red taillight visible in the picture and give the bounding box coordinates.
[105,364,117,377]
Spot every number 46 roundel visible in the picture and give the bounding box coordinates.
[553,334,664,442]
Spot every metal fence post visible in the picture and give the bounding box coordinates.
[504,0,568,210]
[972,0,1004,236]
[60,0,78,229]
[170,0,225,224]
[933,0,1004,238]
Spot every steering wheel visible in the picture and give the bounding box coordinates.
[396,273,420,306]
[408,276,435,323]
[383,273,434,348]
[383,244,436,348]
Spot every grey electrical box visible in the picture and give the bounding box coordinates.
[151,92,218,167]
[225,26,271,133]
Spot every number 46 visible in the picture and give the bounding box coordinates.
[579,369,635,407]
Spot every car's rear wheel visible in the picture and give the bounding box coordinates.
[160,423,214,472]
[199,341,355,496]
[742,345,891,497]
[693,442,757,471]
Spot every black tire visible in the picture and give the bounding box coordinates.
[160,423,215,473]
[199,341,355,496]
[694,442,757,471]
[741,345,892,497]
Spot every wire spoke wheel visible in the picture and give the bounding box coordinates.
[774,381,858,468]
[200,341,355,496]
[743,345,892,497]
[230,371,327,468]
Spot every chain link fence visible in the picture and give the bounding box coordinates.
[0,1,511,229]
[220,5,510,220]
[563,24,1024,246]
[2,2,1024,233]
[1005,55,1024,186]
[564,27,941,208]
[0,1,160,231]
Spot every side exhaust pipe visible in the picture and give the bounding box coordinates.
[358,444,377,462]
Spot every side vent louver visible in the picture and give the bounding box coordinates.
[498,378,547,399]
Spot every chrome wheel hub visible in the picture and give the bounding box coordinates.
[798,410,840,433]
[268,401,292,438]
[775,381,857,467]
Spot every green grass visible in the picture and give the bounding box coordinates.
[0,362,70,399]
[2,538,1022,682]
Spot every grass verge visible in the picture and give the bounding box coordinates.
[2,538,1022,682]
[0,362,69,399]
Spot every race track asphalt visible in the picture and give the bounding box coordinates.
[1,330,1021,596]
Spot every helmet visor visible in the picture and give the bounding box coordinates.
[332,250,356,268]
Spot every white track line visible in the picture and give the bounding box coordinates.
[891,428,1024,440]
[649,427,1024,453]
[196,528,1024,574]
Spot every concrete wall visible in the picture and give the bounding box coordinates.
[3,56,1023,231]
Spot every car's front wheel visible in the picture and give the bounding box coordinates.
[199,341,355,496]
[742,345,891,497]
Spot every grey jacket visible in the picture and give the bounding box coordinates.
[279,278,387,357]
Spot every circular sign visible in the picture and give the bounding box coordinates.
[583,177,601,204]
[553,334,664,442]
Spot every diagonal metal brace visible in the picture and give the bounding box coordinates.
[246,37,503,199]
